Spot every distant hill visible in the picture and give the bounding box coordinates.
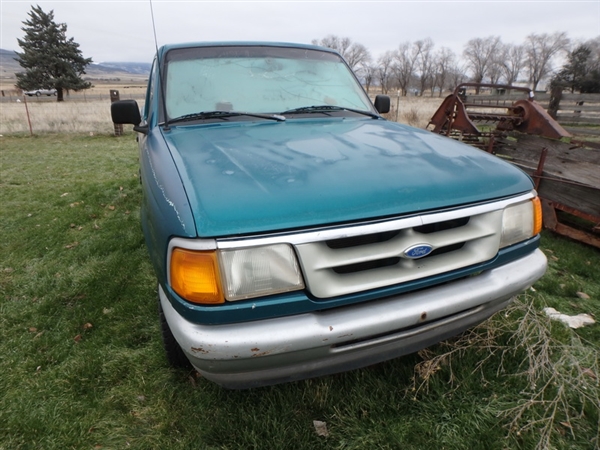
[92,62,152,75]
[0,49,21,79]
[0,49,151,80]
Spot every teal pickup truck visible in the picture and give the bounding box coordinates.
[111,42,547,388]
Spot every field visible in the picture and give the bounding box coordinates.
[1,99,599,449]
[0,87,445,135]
[0,82,146,135]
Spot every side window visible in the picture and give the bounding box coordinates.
[143,58,157,123]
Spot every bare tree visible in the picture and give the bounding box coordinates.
[312,35,371,71]
[463,36,502,90]
[345,42,372,72]
[487,56,504,84]
[500,43,525,86]
[361,62,375,94]
[432,47,456,96]
[312,35,348,54]
[414,38,435,96]
[448,62,468,91]
[393,41,421,96]
[376,51,395,94]
[524,31,570,91]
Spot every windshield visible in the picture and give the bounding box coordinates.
[163,46,373,120]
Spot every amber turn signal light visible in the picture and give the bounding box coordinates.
[170,248,224,304]
[532,196,543,236]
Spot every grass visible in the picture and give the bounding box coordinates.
[1,133,599,449]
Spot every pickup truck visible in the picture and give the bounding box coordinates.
[111,42,547,388]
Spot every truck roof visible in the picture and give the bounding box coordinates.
[158,41,336,55]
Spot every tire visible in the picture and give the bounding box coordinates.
[158,292,192,369]
[35,92,40,97]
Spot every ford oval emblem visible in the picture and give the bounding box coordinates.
[403,244,434,259]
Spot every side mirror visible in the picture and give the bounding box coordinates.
[374,95,390,114]
[111,100,147,133]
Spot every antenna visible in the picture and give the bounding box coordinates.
[149,0,160,54]
[149,0,170,131]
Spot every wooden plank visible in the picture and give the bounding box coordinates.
[497,135,599,212]
[541,195,600,249]
[501,133,600,174]
[565,127,600,136]
[495,133,600,218]
[537,180,600,219]
[557,116,600,124]
[464,93,600,104]
[555,94,600,126]
[562,93,600,102]
[468,95,535,103]
[554,222,600,249]
[534,94,551,101]
[556,104,600,112]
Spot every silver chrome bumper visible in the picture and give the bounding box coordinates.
[160,248,547,389]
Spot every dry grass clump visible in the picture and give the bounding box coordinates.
[401,107,422,127]
[411,295,600,450]
[383,95,444,128]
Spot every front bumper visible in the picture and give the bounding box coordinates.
[160,248,547,389]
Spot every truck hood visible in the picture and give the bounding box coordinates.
[164,118,533,237]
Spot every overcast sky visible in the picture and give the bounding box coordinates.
[1,0,599,63]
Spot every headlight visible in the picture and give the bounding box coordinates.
[170,244,304,304]
[500,196,542,248]
[219,244,305,301]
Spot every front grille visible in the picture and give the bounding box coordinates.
[295,208,503,299]
[332,256,401,274]
[413,216,470,234]
[326,230,399,249]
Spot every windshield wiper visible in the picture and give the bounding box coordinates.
[166,110,286,125]
[281,105,379,119]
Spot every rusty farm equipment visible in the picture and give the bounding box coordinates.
[428,83,600,249]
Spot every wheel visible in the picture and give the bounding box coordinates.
[158,293,192,369]
[35,91,40,97]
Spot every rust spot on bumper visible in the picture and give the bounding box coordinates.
[191,347,209,354]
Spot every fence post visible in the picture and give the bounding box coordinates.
[547,85,562,120]
[23,95,34,136]
[110,90,123,136]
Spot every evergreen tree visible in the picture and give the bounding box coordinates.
[15,5,92,102]
[553,43,600,93]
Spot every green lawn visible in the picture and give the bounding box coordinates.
[1,133,598,449]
